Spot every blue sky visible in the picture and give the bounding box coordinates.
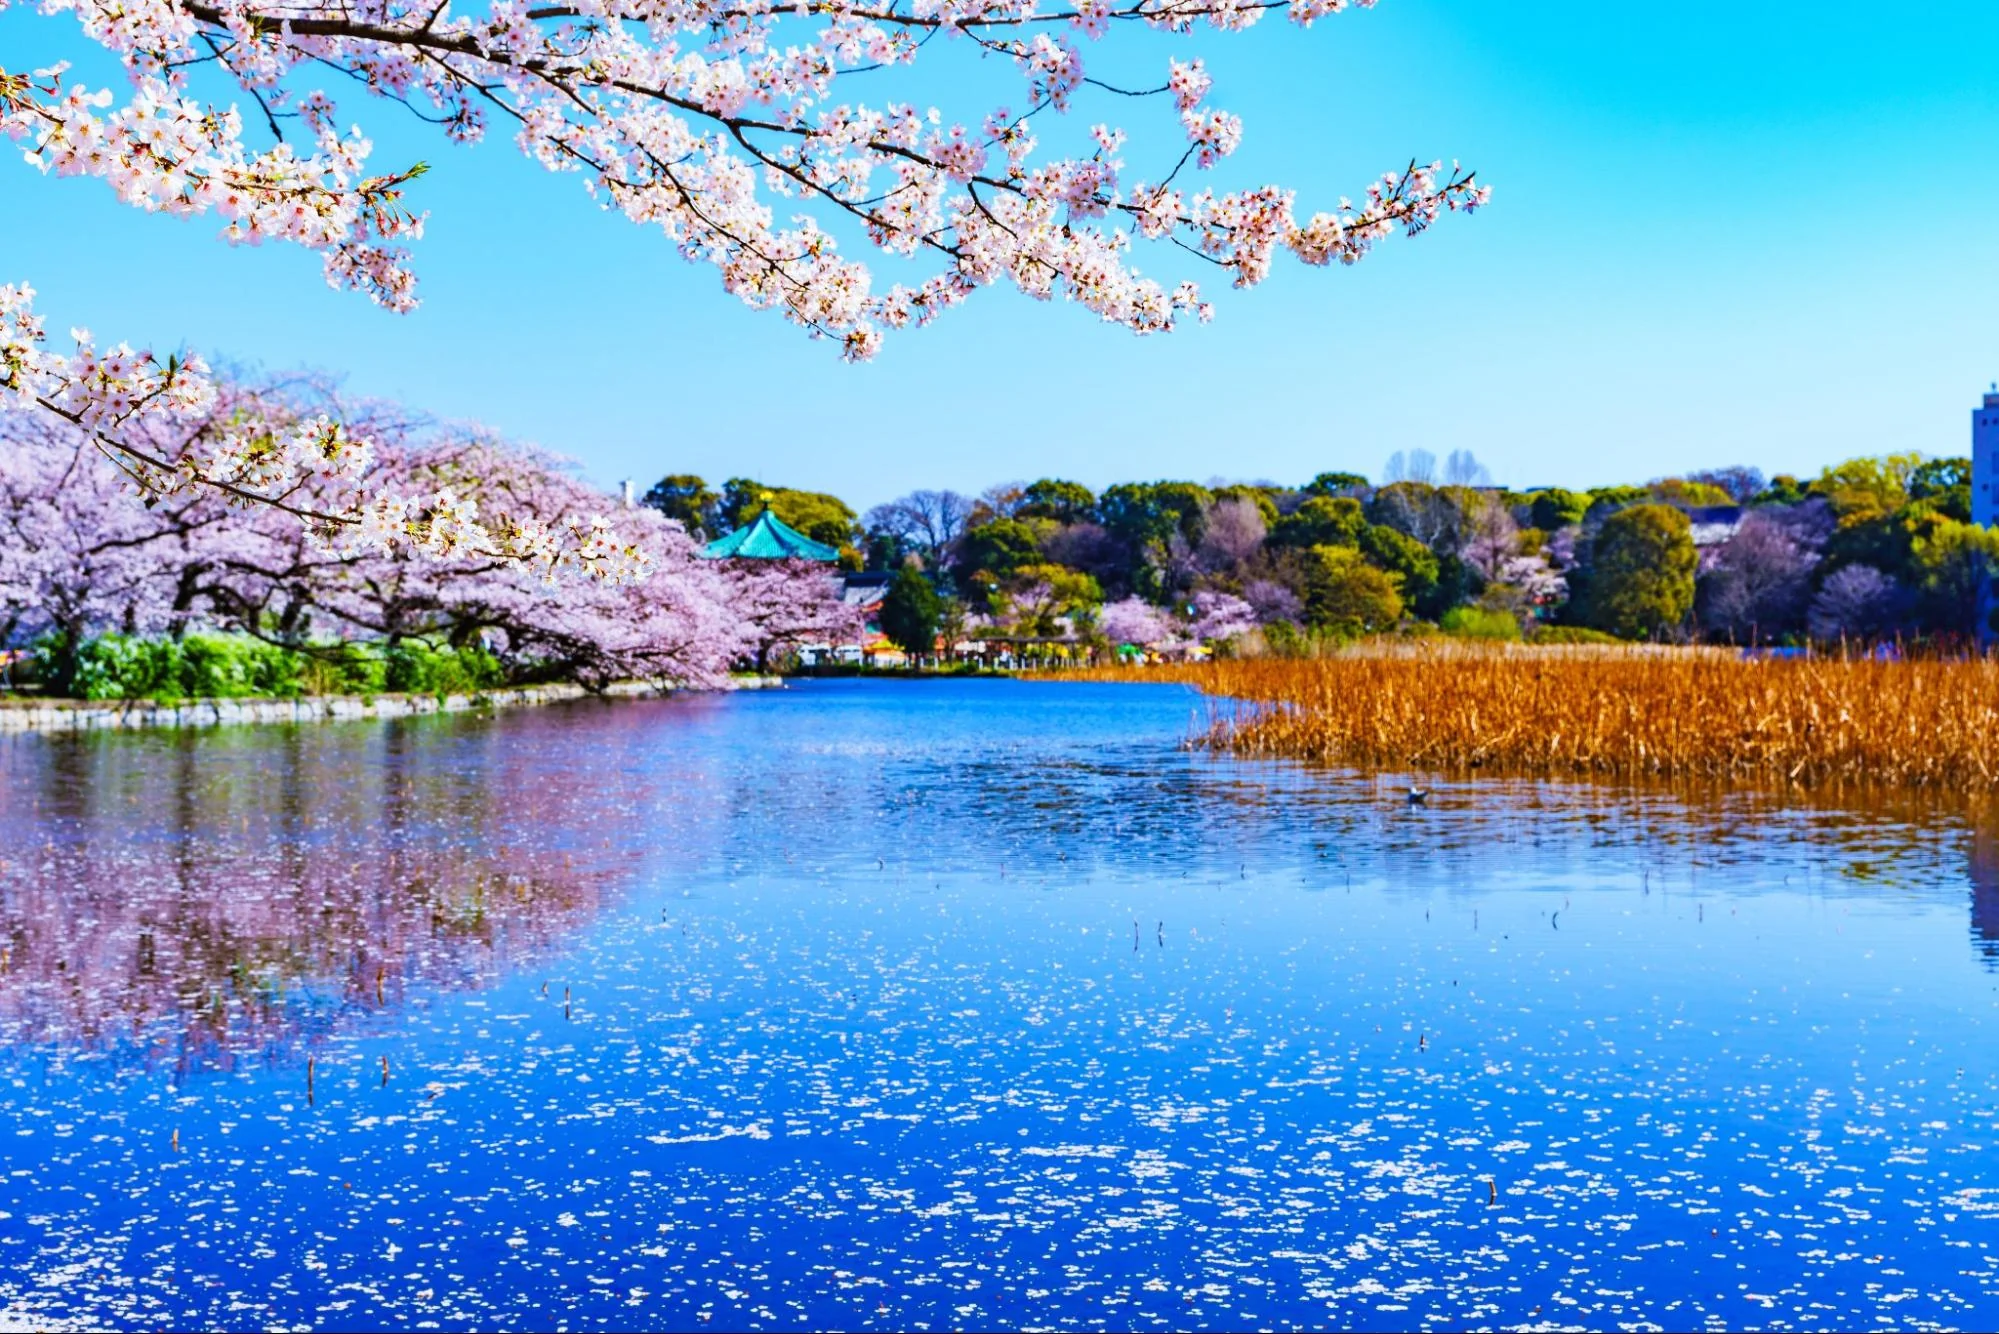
[7,1,1999,509]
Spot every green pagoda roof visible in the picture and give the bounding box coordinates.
[699,508,840,561]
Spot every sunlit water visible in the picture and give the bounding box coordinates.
[3,679,1999,1331]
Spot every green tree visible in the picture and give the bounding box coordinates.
[1301,546,1404,636]
[719,479,858,547]
[1907,515,1999,635]
[639,474,720,537]
[1810,453,1922,527]
[1212,483,1282,527]
[1097,481,1213,551]
[995,563,1104,636]
[1271,495,1366,549]
[1911,457,1972,523]
[1751,474,1809,506]
[1648,478,1736,508]
[1577,504,1697,639]
[878,564,944,658]
[1303,471,1369,496]
[1018,479,1098,524]
[954,517,1054,593]
[1584,484,1648,519]
[1357,522,1440,611]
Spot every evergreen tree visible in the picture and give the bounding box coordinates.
[879,564,944,659]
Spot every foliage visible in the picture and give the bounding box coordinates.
[1574,504,1697,640]
[30,633,507,703]
[1357,523,1441,611]
[1300,546,1404,637]
[1271,496,1366,549]
[1528,488,1588,531]
[1584,485,1648,518]
[640,475,721,538]
[1304,472,1370,496]
[1910,458,1972,522]
[1753,474,1811,506]
[383,641,506,697]
[1685,466,1767,504]
[878,564,944,658]
[1648,478,1736,508]
[1811,453,1921,527]
[954,518,1055,593]
[719,481,857,548]
[1017,481,1098,525]
[1098,482,1214,559]
[994,564,1102,637]
[1907,516,1999,634]
[1440,606,1523,642]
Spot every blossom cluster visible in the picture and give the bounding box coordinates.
[0,379,857,682]
[7,0,1486,367]
[0,284,651,582]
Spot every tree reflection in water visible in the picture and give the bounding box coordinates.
[0,708,663,1067]
[1968,812,1999,968]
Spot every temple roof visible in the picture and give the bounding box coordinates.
[700,509,840,561]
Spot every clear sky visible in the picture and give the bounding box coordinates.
[8,1,1999,510]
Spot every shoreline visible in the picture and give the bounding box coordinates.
[0,674,785,734]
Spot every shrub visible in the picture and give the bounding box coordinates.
[1440,606,1523,642]
[32,634,501,700]
[180,634,306,698]
[48,633,310,701]
[383,641,505,697]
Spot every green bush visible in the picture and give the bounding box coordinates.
[52,633,309,702]
[1440,606,1523,642]
[383,641,504,697]
[32,633,502,701]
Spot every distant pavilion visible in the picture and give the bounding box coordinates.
[699,509,840,562]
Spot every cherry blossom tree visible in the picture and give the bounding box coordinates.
[1098,594,1176,648]
[716,558,868,669]
[2,0,1486,554]
[1187,587,1255,641]
[0,374,797,688]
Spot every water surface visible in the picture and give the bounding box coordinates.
[2,679,1997,1330]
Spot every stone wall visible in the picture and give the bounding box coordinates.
[0,676,784,734]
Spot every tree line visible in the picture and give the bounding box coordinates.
[642,448,1996,656]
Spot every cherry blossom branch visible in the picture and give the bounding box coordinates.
[8,0,1484,363]
[2,284,652,581]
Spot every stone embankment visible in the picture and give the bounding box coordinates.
[0,676,784,734]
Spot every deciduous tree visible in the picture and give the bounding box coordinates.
[1574,503,1696,640]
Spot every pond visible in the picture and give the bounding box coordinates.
[2,678,1997,1330]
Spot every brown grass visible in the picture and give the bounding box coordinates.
[1052,643,1999,791]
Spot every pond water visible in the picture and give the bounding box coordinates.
[3,678,1998,1330]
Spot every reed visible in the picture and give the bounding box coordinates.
[1057,643,1999,791]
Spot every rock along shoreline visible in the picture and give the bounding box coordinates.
[0,675,786,734]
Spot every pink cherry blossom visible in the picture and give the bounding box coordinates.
[3,0,1484,366]
[1,378,837,684]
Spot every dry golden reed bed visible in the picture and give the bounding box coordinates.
[1056,644,1999,791]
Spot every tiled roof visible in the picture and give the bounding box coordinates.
[700,509,840,561]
